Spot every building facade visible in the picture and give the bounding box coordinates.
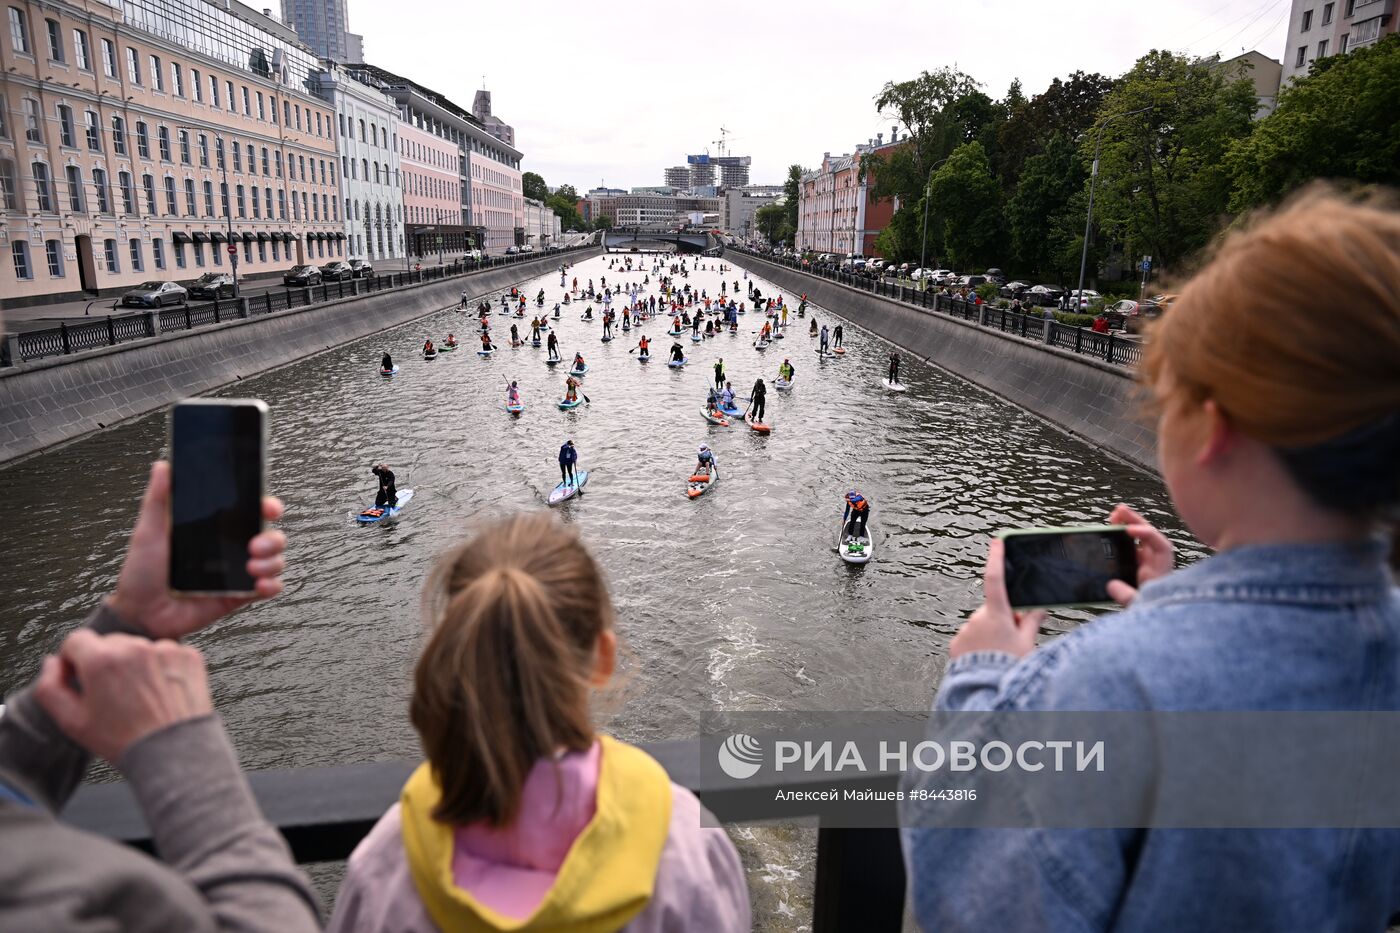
[2,0,343,307]
[310,61,401,263]
[1215,51,1283,119]
[397,118,461,258]
[522,196,559,248]
[796,151,863,254]
[1281,0,1397,83]
[471,89,512,147]
[279,0,361,64]
[722,184,782,240]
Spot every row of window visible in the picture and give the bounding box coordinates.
[342,155,395,187]
[339,113,393,152]
[11,232,342,280]
[0,157,339,223]
[345,198,400,225]
[403,170,456,202]
[7,6,333,138]
[398,135,454,171]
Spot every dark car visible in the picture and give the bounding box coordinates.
[982,267,1008,286]
[999,280,1031,300]
[957,274,989,289]
[320,261,354,282]
[1027,284,1065,307]
[347,259,374,278]
[504,246,520,255]
[283,264,322,286]
[187,272,235,299]
[121,280,187,308]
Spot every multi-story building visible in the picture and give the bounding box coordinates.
[722,184,782,240]
[310,60,401,263]
[471,89,513,147]
[522,197,559,249]
[279,0,361,63]
[1,0,344,307]
[1214,51,1283,119]
[796,151,862,254]
[663,165,690,188]
[345,64,522,254]
[397,119,461,259]
[1281,0,1397,83]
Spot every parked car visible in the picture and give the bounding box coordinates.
[283,264,322,286]
[928,269,954,285]
[957,274,989,289]
[1067,288,1101,310]
[1000,281,1032,300]
[1027,284,1064,306]
[867,259,886,273]
[910,268,938,281]
[320,261,354,281]
[1107,299,1139,315]
[347,259,374,278]
[187,272,235,299]
[121,280,187,308]
[983,267,1008,285]
[505,246,520,255]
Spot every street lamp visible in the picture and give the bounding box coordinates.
[1075,106,1152,311]
[918,155,953,280]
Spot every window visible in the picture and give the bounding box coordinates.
[136,121,149,157]
[158,126,171,161]
[1296,45,1308,66]
[103,237,118,272]
[359,118,366,142]
[101,38,115,76]
[163,176,177,214]
[12,241,31,280]
[31,161,51,210]
[362,158,367,181]
[178,129,190,163]
[257,92,264,120]
[272,239,279,261]
[274,150,282,177]
[93,168,109,212]
[264,186,271,217]
[171,62,182,97]
[225,80,234,111]
[203,179,213,215]
[1346,0,1355,14]
[198,134,208,166]
[1322,1,1334,22]
[235,184,245,217]
[192,68,201,102]
[152,237,164,269]
[251,185,259,218]
[184,177,195,215]
[212,241,221,265]
[271,97,278,124]
[126,46,140,83]
[22,98,41,143]
[119,170,135,213]
[141,173,155,213]
[215,136,225,169]
[57,105,75,147]
[210,74,220,107]
[315,111,322,135]
[0,158,15,209]
[85,110,100,151]
[1340,32,1350,52]
[232,142,242,172]
[73,29,90,69]
[294,104,301,129]
[129,237,142,271]
[257,240,265,262]
[111,115,126,154]
[10,6,30,53]
[174,240,185,268]
[1353,15,1382,44]
[283,100,290,125]
[1302,10,1313,30]
[45,239,63,276]
[65,164,84,211]
[1318,38,1329,56]
[277,189,286,219]
[45,17,60,60]
[242,239,250,263]
[261,146,269,174]
[149,54,163,91]
[241,85,250,115]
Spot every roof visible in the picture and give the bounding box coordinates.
[340,62,484,129]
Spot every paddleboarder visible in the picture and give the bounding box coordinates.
[719,382,736,410]
[371,463,398,508]
[779,358,795,384]
[546,331,561,360]
[563,376,580,405]
[558,439,578,487]
[670,342,685,363]
[749,377,767,423]
[819,324,830,355]
[714,358,725,388]
[834,324,845,350]
[507,381,521,407]
[480,332,495,352]
[637,335,651,360]
[572,351,586,372]
[695,444,718,478]
[842,490,871,542]
[381,351,394,372]
[809,319,818,337]
[888,351,901,386]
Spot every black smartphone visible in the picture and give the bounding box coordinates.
[997,525,1138,609]
[169,399,267,595]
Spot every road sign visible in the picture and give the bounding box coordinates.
[227,245,237,255]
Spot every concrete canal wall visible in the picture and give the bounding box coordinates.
[0,249,600,464]
[737,255,1156,472]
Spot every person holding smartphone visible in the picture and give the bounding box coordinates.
[0,461,316,931]
[901,189,1400,929]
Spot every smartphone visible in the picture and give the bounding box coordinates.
[169,399,267,595]
[997,525,1137,609]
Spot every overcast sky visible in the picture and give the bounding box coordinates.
[345,0,1292,192]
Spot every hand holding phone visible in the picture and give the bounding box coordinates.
[998,525,1139,609]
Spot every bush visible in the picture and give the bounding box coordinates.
[996,299,1011,309]
[975,282,1000,301]
[1053,312,1098,327]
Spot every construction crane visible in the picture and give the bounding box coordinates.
[713,126,736,158]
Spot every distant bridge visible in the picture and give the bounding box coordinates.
[603,228,724,255]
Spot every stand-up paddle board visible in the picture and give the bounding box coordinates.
[882,379,908,392]
[357,488,415,524]
[668,358,687,368]
[754,341,769,352]
[745,413,771,434]
[700,408,730,426]
[548,470,589,505]
[837,518,873,564]
[379,366,399,377]
[546,357,561,366]
[558,396,582,410]
[423,350,438,360]
[774,378,793,391]
[568,364,588,376]
[506,401,524,416]
[478,348,494,356]
[687,468,717,499]
[691,333,702,342]
[718,401,742,418]
[439,343,459,352]
[834,347,847,355]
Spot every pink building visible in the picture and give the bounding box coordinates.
[398,119,463,257]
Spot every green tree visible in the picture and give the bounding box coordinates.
[997,71,1115,188]
[1227,34,1400,211]
[754,201,790,244]
[927,141,1002,270]
[1004,134,1087,279]
[782,164,804,236]
[522,171,549,202]
[1087,50,1256,270]
[593,214,613,231]
[868,67,984,205]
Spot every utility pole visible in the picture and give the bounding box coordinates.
[1076,106,1152,311]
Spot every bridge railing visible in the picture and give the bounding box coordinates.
[2,246,596,367]
[731,248,1141,369]
[63,737,906,932]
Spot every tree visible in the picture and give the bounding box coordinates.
[997,71,1115,188]
[927,142,1002,270]
[1004,134,1088,280]
[754,201,789,244]
[1227,34,1400,211]
[593,214,613,231]
[782,164,804,237]
[869,67,985,205]
[1087,50,1256,270]
[521,171,549,202]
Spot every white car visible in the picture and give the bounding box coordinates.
[1069,289,1101,310]
[910,268,935,281]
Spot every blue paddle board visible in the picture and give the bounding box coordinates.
[379,366,399,377]
[357,488,414,524]
[548,470,589,505]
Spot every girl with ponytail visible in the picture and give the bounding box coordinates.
[328,513,749,932]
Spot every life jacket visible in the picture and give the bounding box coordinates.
[848,496,868,512]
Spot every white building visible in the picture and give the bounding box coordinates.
[1280,0,1398,84]
[523,197,560,249]
[723,185,783,240]
[311,61,402,262]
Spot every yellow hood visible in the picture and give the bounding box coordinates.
[400,735,672,933]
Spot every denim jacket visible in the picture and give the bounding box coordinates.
[902,540,1400,932]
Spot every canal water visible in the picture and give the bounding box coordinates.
[0,252,1202,925]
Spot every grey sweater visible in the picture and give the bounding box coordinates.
[0,604,321,932]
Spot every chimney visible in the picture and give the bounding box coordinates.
[263,7,271,15]
[891,125,899,142]
[876,132,883,146]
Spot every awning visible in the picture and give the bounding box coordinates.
[242,232,255,243]
[256,232,270,242]
[313,232,326,241]
[172,231,192,244]
[210,231,226,243]
[335,232,346,241]
[191,232,210,244]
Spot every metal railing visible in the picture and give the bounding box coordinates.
[733,248,1143,369]
[2,246,595,367]
[64,737,906,933]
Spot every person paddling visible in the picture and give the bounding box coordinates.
[670,342,684,363]
[506,381,521,407]
[371,463,398,509]
[888,351,901,386]
[558,439,578,486]
[381,351,394,372]
[695,444,718,478]
[714,358,725,389]
[809,318,818,337]
[444,334,458,348]
[779,358,795,383]
[748,378,767,424]
[833,324,844,349]
[637,335,651,359]
[819,324,830,355]
[424,339,435,355]
[546,331,560,361]
[572,352,586,372]
[563,376,580,404]
[509,324,520,346]
[842,490,871,542]
[480,332,495,352]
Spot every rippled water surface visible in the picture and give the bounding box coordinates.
[1,253,1202,922]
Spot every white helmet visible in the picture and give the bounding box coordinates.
[698,444,710,453]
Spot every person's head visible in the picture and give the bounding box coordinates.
[412,513,615,828]
[1143,186,1400,552]
[847,490,865,506]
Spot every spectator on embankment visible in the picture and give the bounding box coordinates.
[327,512,750,933]
[0,461,319,931]
[903,185,1400,930]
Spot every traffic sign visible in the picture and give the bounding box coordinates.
[227,245,237,255]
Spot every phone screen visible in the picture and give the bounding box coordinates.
[1001,527,1137,608]
[170,401,265,593]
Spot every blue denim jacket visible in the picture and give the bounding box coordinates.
[902,540,1400,931]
